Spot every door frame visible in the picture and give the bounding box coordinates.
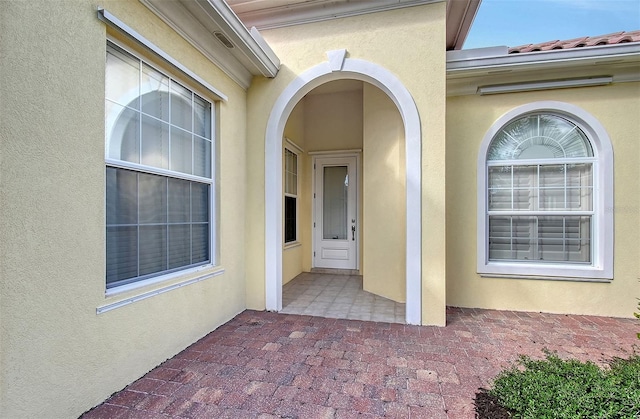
[264,51,422,325]
[311,151,360,270]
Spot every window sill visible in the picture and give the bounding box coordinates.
[479,273,611,283]
[478,260,612,282]
[98,265,225,314]
[283,242,302,250]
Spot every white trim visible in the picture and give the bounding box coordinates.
[198,0,280,76]
[105,41,218,289]
[98,269,225,314]
[265,56,422,325]
[477,101,614,280]
[479,273,611,283]
[284,146,300,245]
[447,43,640,97]
[98,8,228,102]
[138,0,280,89]
[284,137,304,153]
[448,42,640,74]
[236,0,443,31]
[105,159,213,184]
[478,77,613,95]
[312,153,360,271]
[308,149,362,155]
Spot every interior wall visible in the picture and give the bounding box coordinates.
[363,84,406,302]
[303,89,364,151]
[445,82,640,318]
[0,1,248,417]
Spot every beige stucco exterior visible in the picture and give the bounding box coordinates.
[246,2,447,326]
[446,82,640,318]
[363,84,407,303]
[0,1,248,417]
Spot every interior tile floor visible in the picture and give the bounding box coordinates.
[280,272,406,324]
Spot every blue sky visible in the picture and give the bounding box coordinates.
[464,0,640,49]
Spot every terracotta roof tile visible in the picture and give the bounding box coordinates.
[509,30,640,53]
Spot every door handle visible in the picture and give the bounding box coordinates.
[351,225,355,241]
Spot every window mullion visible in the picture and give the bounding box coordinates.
[136,172,141,278]
[138,57,143,165]
[534,216,539,261]
[106,159,212,184]
[509,216,514,259]
[564,163,568,210]
[510,165,514,210]
[563,216,567,261]
[536,164,540,212]
[166,178,170,272]
[191,92,195,176]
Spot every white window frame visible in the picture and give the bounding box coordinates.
[105,39,218,292]
[283,146,300,246]
[477,101,613,280]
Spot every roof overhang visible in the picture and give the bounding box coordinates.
[227,0,442,30]
[446,0,481,50]
[140,0,280,89]
[227,0,479,50]
[140,0,481,89]
[447,43,640,96]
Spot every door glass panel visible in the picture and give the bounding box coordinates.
[323,166,348,240]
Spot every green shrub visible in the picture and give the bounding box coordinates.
[635,299,640,340]
[488,350,640,418]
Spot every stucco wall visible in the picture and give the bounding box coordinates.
[445,82,640,318]
[363,84,407,302]
[304,89,364,152]
[0,1,248,417]
[246,2,447,325]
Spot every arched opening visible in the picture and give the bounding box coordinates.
[265,54,422,324]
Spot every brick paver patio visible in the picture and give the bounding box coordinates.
[82,308,638,418]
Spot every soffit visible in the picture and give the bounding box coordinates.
[226,0,480,50]
[141,0,280,89]
[446,42,640,96]
[228,0,439,30]
[445,0,481,50]
[140,0,480,90]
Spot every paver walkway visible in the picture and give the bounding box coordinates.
[82,308,638,418]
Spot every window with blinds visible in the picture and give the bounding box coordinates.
[486,114,594,264]
[105,41,214,289]
[284,148,298,244]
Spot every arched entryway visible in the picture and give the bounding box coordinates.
[265,50,422,324]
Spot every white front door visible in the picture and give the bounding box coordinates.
[313,155,358,269]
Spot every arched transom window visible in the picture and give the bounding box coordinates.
[477,102,613,280]
[487,114,594,264]
[105,41,216,290]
